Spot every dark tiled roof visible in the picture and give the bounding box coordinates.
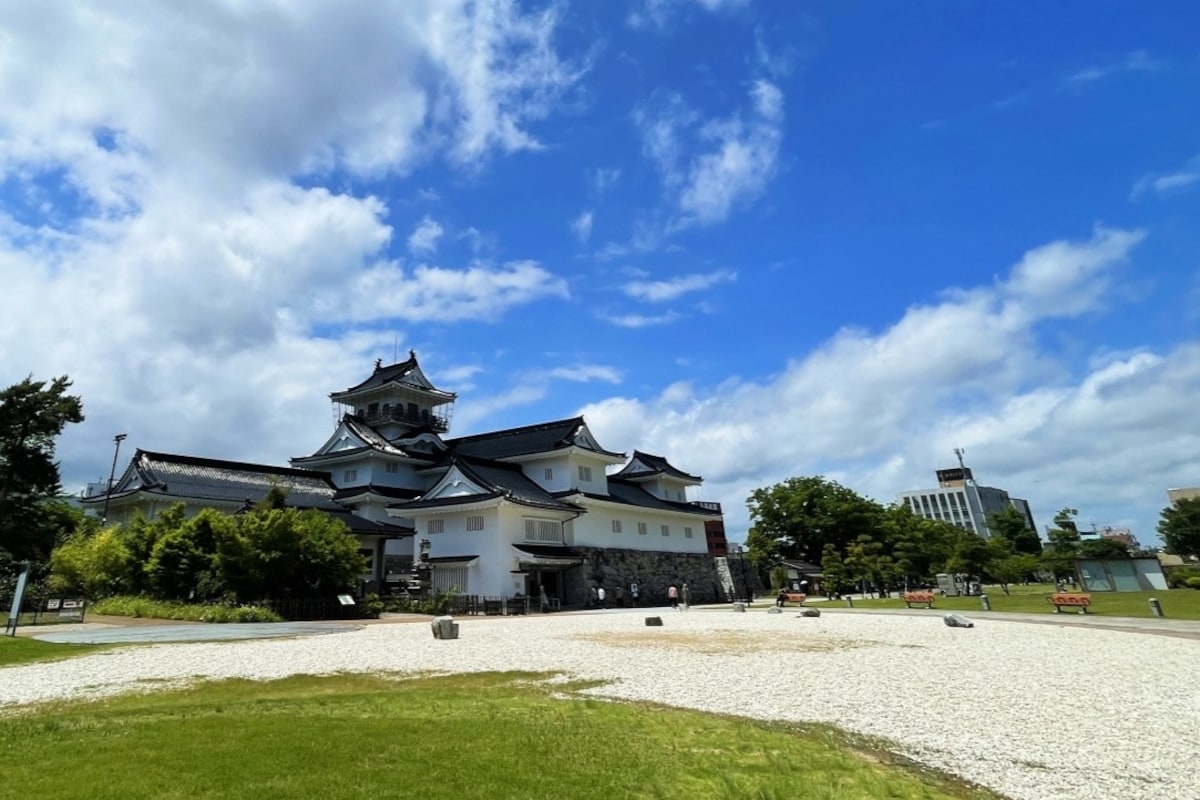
[332,484,424,502]
[324,509,414,537]
[611,450,702,482]
[391,456,583,513]
[513,543,584,559]
[449,417,622,460]
[104,450,342,510]
[569,478,722,517]
[331,353,455,401]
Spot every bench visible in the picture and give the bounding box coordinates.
[1048,593,1091,614]
[903,591,935,609]
[776,592,806,606]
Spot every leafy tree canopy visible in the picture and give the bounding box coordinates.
[1158,498,1200,559]
[746,476,884,564]
[0,375,84,563]
[986,505,1042,554]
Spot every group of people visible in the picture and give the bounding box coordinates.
[583,581,690,609]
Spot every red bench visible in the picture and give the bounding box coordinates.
[777,592,806,606]
[903,591,935,609]
[1048,593,1091,614]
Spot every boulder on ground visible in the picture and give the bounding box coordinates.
[943,613,974,629]
[799,608,821,618]
[645,616,663,627]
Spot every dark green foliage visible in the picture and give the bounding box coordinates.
[0,375,84,562]
[986,505,1042,554]
[49,499,367,605]
[746,475,884,564]
[1158,497,1200,559]
[1077,537,1131,559]
[1166,567,1200,589]
[945,532,990,584]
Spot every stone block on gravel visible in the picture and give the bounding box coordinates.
[644,616,663,626]
[943,613,974,628]
[799,608,821,618]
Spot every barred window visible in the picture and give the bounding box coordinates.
[467,516,484,531]
[578,465,592,482]
[637,522,647,536]
[684,527,693,538]
[660,524,670,537]
[611,520,622,533]
[427,519,444,534]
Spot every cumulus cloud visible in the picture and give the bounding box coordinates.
[0,1,584,489]
[636,80,784,230]
[1061,50,1163,89]
[580,228,1175,539]
[622,269,736,302]
[627,0,749,30]
[407,216,445,253]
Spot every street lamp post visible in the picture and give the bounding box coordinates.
[101,433,127,524]
[735,545,752,604]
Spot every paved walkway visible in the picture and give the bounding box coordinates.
[17,604,1200,644]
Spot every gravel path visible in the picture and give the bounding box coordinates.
[5,610,1199,799]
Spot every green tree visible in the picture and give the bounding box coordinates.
[1041,512,1081,581]
[145,508,230,601]
[986,506,1042,554]
[746,476,884,564]
[1078,537,1131,559]
[49,526,134,597]
[987,553,1040,594]
[216,507,367,600]
[945,532,990,590]
[1158,498,1200,559]
[820,543,847,597]
[0,376,84,562]
[882,504,957,587]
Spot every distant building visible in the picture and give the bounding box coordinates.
[896,456,1035,539]
[1167,486,1200,505]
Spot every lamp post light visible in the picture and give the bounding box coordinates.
[101,433,127,524]
[735,544,752,604]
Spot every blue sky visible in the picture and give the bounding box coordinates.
[3,1,1199,545]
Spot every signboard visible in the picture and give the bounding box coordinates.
[5,562,31,636]
[42,598,87,621]
[336,594,356,606]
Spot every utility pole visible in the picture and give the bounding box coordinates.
[101,433,127,524]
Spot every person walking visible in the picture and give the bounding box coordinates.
[681,582,691,611]
[630,582,639,607]
[668,584,679,611]
[597,586,607,609]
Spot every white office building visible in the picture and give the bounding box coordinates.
[896,465,1034,539]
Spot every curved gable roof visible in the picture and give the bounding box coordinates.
[449,417,623,460]
[611,450,702,483]
[331,352,456,403]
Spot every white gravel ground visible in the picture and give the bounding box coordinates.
[5,610,1200,800]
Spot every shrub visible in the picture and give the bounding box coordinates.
[90,595,282,623]
[1166,566,1200,589]
[1186,577,1200,591]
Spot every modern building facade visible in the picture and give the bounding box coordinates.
[896,463,1035,539]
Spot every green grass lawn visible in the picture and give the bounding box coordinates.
[0,635,105,666]
[0,672,999,800]
[824,582,1200,619]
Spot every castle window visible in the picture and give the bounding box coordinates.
[611,520,622,533]
[637,522,647,536]
[427,519,444,534]
[544,468,553,481]
[661,524,670,537]
[343,469,358,482]
[684,527,693,538]
[578,465,592,482]
[386,463,399,474]
[467,516,484,531]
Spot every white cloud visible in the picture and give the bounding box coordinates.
[1130,155,1200,200]
[580,228,1178,540]
[0,2,585,493]
[599,311,682,328]
[627,0,749,30]
[547,365,623,383]
[622,269,737,302]
[407,216,445,254]
[636,81,784,230]
[1061,50,1163,89]
[571,210,594,243]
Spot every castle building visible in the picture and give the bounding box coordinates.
[293,354,725,604]
[86,353,727,606]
